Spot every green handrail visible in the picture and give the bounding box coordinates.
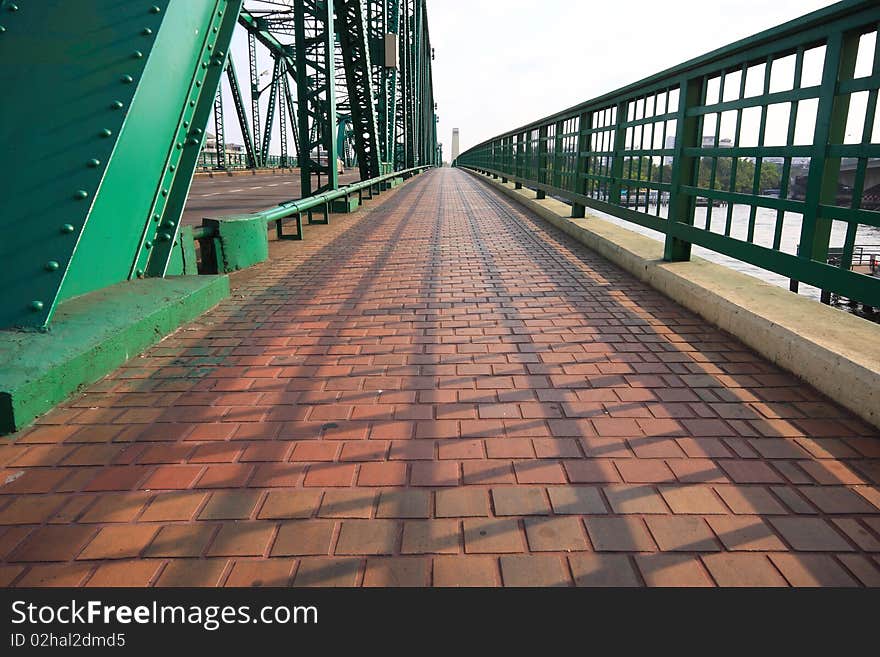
[456,0,880,307]
[192,165,431,239]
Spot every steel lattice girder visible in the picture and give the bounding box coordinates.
[293,0,339,194]
[335,0,383,180]
[238,0,437,181]
[0,0,243,330]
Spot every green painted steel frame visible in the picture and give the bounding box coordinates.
[457,0,880,307]
[0,0,243,330]
[294,0,339,196]
[336,0,383,180]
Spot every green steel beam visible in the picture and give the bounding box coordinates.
[294,0,339,196]
[336,0,383,180]
[0,0,243,330]
[226,58,258,168]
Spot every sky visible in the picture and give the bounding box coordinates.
[430,0,839,159]
[222,0,845,160]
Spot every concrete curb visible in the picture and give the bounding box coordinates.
[464,168,880,429]
[0,276,230,434]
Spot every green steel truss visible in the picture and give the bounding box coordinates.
[293,0,339,194]
[0,0,438,330]
[457,0,880,308]
[0,0,243,329]
[400,0,435,168]
[336,0,383,179]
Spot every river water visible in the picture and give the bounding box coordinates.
[582,202,880,321]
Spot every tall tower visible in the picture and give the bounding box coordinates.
[451,128,460,164]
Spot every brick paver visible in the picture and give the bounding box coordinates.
[1,168,879,586]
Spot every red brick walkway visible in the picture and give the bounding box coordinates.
[2,168,879,587]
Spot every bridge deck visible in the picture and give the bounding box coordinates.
[1,168,879,587]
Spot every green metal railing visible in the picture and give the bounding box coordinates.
[456,0,880,307]
[192,165,432,243]
[197,151,295,170]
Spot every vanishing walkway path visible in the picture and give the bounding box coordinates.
[1,168,879,587]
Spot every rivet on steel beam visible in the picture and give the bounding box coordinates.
[111,100,124,109]
[0,25,6,33]
[212,26,218,33]
[121,74,134,84]
[169,164,176,171]
[176,142,182,149]
[30,301,44,312]
[132,50,143,59]
[161,188,168,196]
[192,128,203,135]
[189,100,196,107]
[183,121,189,128]
[87,158,101,168]
[136,269,144,277]
[44,261,60,272]
[153,213,160,222]
[162,220,175,228]
[144,241,152,249]
[142,27,153,36]
[187,137,199,145]
[195,81,202,87]
[61,224,75,234]
[149,5,161,13]
[7,4,19,12]
[100,128,112,138]
[74,190,88,200]
[201,62,207,69]
[158,232,171,241]
[207,44,213,50]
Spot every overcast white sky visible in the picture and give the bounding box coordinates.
[430,0,837,158]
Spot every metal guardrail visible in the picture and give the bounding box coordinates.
[197,152,295,170]
[456,0,880,307]
[192,165,432,241]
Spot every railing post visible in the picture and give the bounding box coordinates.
[796,30,859,304]
[515,132,524,189]
[536,125,548,199]
[522,130,533,190]
[552,119,564,190]
[664,77,703,262]
[609,101,628,207]
[572,110,589,218]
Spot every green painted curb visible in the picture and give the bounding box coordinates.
[0,275,230,435]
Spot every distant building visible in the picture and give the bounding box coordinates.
[451,128,460,163]
[662,135,731,164]
[203,132,244,155]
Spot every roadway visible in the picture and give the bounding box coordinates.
[181,169,361,226]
